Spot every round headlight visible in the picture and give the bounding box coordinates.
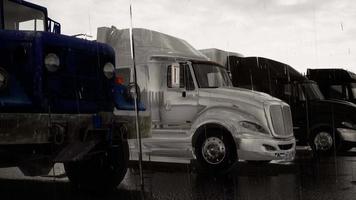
[44,53,60,72]
[103,62,115,79]
[0,68,8,90]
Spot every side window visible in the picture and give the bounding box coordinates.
[282,84,293,104]
[185,65,195,91]
[284,84,292,96]
[345,85,349,99]
[3,0,45,31]
[167,64,195,90]
[18,19,44,31]
[297,85,306,101]
[329,85,343,99]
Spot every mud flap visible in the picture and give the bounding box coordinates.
[54,140,100,163]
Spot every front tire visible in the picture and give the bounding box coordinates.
[310,127,338,156]
[194,128,237,174]
[64,140,129,190]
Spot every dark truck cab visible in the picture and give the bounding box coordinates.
[230,57,356,154]
[307,68,356,104]
[0,0,129,189]
[201,48,356,154]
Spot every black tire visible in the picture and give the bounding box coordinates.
[64,140,129,190]
[309,127,339,156]
[194,128,237,174]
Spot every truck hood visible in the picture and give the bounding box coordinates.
[198,87,282,108]
[309,99,356,124]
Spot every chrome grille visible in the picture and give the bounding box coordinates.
[270,105,293,138]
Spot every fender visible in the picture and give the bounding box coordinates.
[190,106,262,145]
[309,123,341,139]
[192,106,261,133]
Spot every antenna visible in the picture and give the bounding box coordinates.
[129,3,144,190]
[88,13,92,39]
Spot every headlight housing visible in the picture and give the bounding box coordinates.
[44,53,60,72]
[239,121,268,134]
[0,68,8,90]
[103,62,115,79]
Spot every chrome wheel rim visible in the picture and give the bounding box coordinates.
[314,132,333,151]
[202,137,226,165]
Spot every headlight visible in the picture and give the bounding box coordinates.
[44,53,60,72]
[103,62,115,79]
[341,121,356,129]
[239,121,268,134]
[0,68,8,90]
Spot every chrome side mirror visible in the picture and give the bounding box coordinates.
[127,82,141,103]
[170,63,180,88]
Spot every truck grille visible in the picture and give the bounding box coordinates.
[269,105,293,138]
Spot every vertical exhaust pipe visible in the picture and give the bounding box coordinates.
[129,4,144,190]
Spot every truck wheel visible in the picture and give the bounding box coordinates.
[64,141,129,190]
[194,129,237,173]
[310,127,338,156]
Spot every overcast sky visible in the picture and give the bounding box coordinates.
[29,0,356,73]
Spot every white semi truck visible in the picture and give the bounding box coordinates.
[97,27,296,172]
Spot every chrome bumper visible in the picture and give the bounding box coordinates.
[236,133,296,161]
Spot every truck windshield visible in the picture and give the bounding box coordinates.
[193,63,232,88]
[301,83,325,101]
[351,83,356,99]
[3,0,45,31]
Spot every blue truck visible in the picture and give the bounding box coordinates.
[0,0,129,189]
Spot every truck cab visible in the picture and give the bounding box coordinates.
[201,52,356,155]
[98,27,296,173]
[307,68,356,104]
[0,0,129,189]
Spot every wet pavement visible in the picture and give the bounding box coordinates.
[0,149,356,200]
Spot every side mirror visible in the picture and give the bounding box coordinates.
[53,23,61,34]
[170,63,180,88]
[127,82,141,103]
[48,18,61,34]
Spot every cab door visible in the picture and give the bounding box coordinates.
[160,62,199,128]
[283,83,308,144]
[141,63,198,159]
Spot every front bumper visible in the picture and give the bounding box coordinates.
[236,133,296,161]
[338,128,356,143]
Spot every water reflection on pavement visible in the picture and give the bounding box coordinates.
[0,149,356,200]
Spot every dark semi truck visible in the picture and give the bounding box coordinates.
[201,49,356,154]
[307,68,356,104]
[0,0,130,189]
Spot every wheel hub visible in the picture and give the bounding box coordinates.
[202,137,226,164]
[314,131,333,151]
